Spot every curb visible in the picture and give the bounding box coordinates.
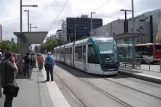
[118,70,161,84]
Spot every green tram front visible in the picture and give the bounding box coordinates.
[90,37,119,75]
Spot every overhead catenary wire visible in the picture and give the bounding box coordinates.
[93,0,112,12]
[48,0,68,32]
[87,0,113,17]
[48,0,112,35]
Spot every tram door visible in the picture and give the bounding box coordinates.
[83,45,87,71]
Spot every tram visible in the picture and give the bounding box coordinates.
[54,37,120,75]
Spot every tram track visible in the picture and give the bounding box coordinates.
[55,62,161,107]
[104,76,161,100]
[55,73,86,107]
[55,69,133,107]
[79,78,133,107]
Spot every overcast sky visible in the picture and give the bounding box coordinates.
[0,0,161,41]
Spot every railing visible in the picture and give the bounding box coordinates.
[119,57,161,72]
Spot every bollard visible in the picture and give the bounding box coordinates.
[160,61,161,72]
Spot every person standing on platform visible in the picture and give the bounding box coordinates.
[31,53,36,68]
[1,52,18,107]
[44,52,54,81]
[23,53,32,77]
[37,54,44,71]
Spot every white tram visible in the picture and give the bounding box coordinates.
[54,37,120,75]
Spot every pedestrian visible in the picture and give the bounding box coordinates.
[31,53,36,68]
[37,54,44,71]
[23,53,32,77]
[1,52,18,107]
[44,52,54,81]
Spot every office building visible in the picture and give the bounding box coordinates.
[56,30,63,40]
[92,9,161,44]
[62,15,103,42]
[92,19,150,44]
[129,9,161,43]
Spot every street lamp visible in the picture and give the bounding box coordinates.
[60,20,65,44]
[20,1,38,33]
[91,12,96,35]
[19,0,38,74]
[29,23,37,32]
[120,9,132,33]
[131,0,135,69]
[22,5,38,7]
[24,10,29,32]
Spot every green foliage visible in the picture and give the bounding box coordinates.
[0,40,18,52]
[39,39,70,53]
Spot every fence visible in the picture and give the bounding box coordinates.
[119,57,161,72]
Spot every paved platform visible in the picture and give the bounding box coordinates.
[119,68,161,84]
[0,67,70,107]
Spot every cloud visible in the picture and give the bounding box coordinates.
[0,0,161,41]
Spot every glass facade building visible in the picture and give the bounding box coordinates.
[62,17,103,42]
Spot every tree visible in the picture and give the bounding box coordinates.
[79,35,89,40]
[40,39,59,53]
[0,40,18,53]
[0,41,12,51]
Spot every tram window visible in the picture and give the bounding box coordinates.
[70,47,72,54]
[75,47,78,61]
[88,44,99,64]
[65,48,68,54]
[83,45,86,62]
[155,45,161,51]
[60,49,64,56]
[75,46,83,62]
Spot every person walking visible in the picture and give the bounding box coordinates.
[31,53,36,68]
[1,52,18,107]
[44,52,54,81]
[37,54,44,71]
[23,53,32,77]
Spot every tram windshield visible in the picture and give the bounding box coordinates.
[96,39,118,62]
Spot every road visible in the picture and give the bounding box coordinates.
[54,62,161,107]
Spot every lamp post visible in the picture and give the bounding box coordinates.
[19,0,38,75]
[91,12,96,35]
[120,9,132,33]
[24,10,29,32]
[20,0,38,33]
[60,20,65,44]
[19,0,38,51]
[29,23,37,32]
[131,0,135,69]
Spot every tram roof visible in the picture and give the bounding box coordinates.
[75,37,114,45]
[65,42,74,47]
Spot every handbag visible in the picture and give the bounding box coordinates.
[3,61,19,97]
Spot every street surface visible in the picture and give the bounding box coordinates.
[55,62,161,107]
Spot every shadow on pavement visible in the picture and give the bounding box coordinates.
[37,81,46,83]
[55,61,130,79]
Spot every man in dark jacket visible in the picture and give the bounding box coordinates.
[1,52,18,107]
[23,53,32,77]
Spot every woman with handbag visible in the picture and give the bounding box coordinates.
[1,52,18,107]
